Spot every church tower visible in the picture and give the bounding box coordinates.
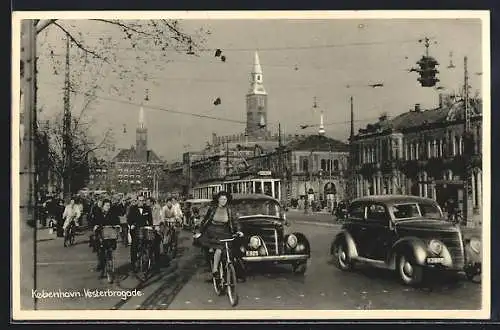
[136,106,148,161]
[246,52,268,140]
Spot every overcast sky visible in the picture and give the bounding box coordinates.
[35,15,484,162]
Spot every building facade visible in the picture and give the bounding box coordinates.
[109,107,164,195]
[351,94,482,221]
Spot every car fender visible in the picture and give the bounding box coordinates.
[463,237,482,264]
[331,230,358,259]
[288,232,310,256]
[389,237,427,268]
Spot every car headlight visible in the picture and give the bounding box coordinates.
[249,236,261,249]
[470,238,481,254]
[287,234,298,249]
[428,239,443,255]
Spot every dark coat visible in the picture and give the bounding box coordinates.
[198,204,241,234]
[127,205,153,227]
[94,209,120,226]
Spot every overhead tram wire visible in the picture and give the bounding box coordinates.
[42,81,383,129]
[102,37,430,53]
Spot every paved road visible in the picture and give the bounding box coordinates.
[31,213,482,310]
[165,213,482,310]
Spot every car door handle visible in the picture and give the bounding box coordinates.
[360,227,367,231]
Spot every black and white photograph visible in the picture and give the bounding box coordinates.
[12,11,490,319]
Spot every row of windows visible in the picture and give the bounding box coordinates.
[298,158,341,173]
[117,174,153,179]
[357,130,481,165]
[118,179,141,184]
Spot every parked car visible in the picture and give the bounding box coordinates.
[330,195,482,286]
[182,198,212,230]
[231,194,310,274]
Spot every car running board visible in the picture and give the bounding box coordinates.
[352,256,389,269]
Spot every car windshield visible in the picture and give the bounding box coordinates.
[391,202,443,220]
[232,199,281,218]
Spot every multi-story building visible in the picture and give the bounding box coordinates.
[109,107,164,195]
[87,157,110,191]
[351,94,482,220]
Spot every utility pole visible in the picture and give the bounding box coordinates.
[63,33,72,200]
[225,141,229,176]
[463,56,471,226]
[20,19,37,311]
[278,122,286,206]
[347,95,355,201]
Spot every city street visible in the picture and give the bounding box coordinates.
[32,212,482,310]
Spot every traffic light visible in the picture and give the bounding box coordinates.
[416,55,440,87]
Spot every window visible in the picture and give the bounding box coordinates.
[301,158,309,172]
[348,203,365,220]
[392,203,420,219]
[321,159,327,171]
[367,204,387,223]
[333,159,339,171]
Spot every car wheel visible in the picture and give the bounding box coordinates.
[397,255,423,286]
[334,242,352,271]
[292,261,307,275]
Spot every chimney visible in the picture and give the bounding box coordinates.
[414,103,421,112]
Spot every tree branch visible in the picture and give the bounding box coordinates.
[53,22,110,63]
[91,19,155,37]
[36,19,58,34]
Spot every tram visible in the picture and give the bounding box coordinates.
[191,170,281,201]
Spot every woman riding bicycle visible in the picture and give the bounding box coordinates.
[196,191,244,280]
[93,199,120,279]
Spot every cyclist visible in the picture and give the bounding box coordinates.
[62,197,81,247]
[93,199,120,279]
[149,197,163,264]
[127,195,153,273]
[161,197,183,253]
[197,191,244,280]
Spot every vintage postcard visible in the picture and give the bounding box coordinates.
[12,10,490,320]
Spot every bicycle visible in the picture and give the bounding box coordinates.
[135,226,156,280]
[163,218,179,259]
[97,225,121,283]
[64,220,76,247]
[209,233,243,307]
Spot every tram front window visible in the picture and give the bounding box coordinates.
[264,181,272,196]
[255,181,262,194]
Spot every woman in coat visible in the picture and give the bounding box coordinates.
[198,191,243,278]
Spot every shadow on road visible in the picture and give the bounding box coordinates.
[326,259,474,293]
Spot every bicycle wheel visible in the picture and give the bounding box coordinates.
[69,229,75,246]
[106,249,114,283]
[143,246,152,274]
[226,263,239,307]
[212,261,224,296]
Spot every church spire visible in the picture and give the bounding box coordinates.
[253,51,263,75]
[139,106,145,129]
[318,110,325,135]
[249,51,266,95]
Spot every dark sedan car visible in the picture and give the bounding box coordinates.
[231,194,311,274]
[330,195,482,286]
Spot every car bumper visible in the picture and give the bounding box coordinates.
[241,254,309,262]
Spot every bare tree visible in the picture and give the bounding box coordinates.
[39,82,115,194]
